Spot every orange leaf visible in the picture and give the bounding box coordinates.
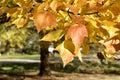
[67,24,88,48]
[111,39,120,51]
[50,1,65,12]
[103,39,120,54]
[61,48,74,67]
[103,40,116,54]
[113,43,120,51]
[34,11,56,32]
[65,4,79,15]
[72,16,85,24]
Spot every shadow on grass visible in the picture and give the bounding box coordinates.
[50,60,120,75]
[0,63,40,75]
[0,60,120,76]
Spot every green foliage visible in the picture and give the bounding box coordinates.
[0,21,40,54]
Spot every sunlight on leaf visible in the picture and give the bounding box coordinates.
[14,0,24,7]
[34,11,56,32]
[67,24,88,48]
[12,17,28,28]
[50,1,65,12]
[41,30,64,41]
[102,20,119,38]
[55,42,74,67]
[65,4,78,15]
[74,47,83,62]
[102,39,120,54]
[104,40,116,54]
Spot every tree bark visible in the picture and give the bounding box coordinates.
[39,41,51,76]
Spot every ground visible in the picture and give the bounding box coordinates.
[0,55,120,80]
[0,72,120,80]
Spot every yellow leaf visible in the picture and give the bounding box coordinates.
[86,17,99,28]
[74,47,83,62]
[99,10,114,21]
[0,7,9,15]
[55,42,74,67]
[50,1,65,12]
[102,20,119,38]
[64,39,75,53]
[59,10,69,19]
[14,0,24,7]
[41,30,64,41]
[82,39,90,54]
[109,1,120,15]
[12,17,28,28]
[99,26,109,38]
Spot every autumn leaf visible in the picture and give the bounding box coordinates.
[74,47,83,62]
[41,29,64,41]
[100,39,120,60]
[114,23,120,33]
[103,40,116,54]
[109,2,120,15]
[82,38,90,54]
[72,15,85,24]
[110,39,120,51]
[67,24,88,48]
[102,20,119,38]
[12,17,28,28]
[14,0,24,7]
[50,1,65,12]
[34,11,56,32]
[64,39,75,53]
[99,26,109,38]
[102,39,120,54]
[89,1,102,11]
[65,4,79,15]
[55,42,74,67]
[113,43,120,51]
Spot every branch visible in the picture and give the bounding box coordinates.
[66,10,99,16]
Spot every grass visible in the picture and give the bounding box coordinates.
[0,53,120,75]
[50,60,120,74]
[0,63,40,75]
[0,53,40,75]
[0,53,40,59]
[0,60,120,75]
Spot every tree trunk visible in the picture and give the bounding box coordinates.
[39,41,51,76]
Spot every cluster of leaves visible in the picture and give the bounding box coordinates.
[0,23,26,49]
[0,21,39,54]
[1,0,120,66]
